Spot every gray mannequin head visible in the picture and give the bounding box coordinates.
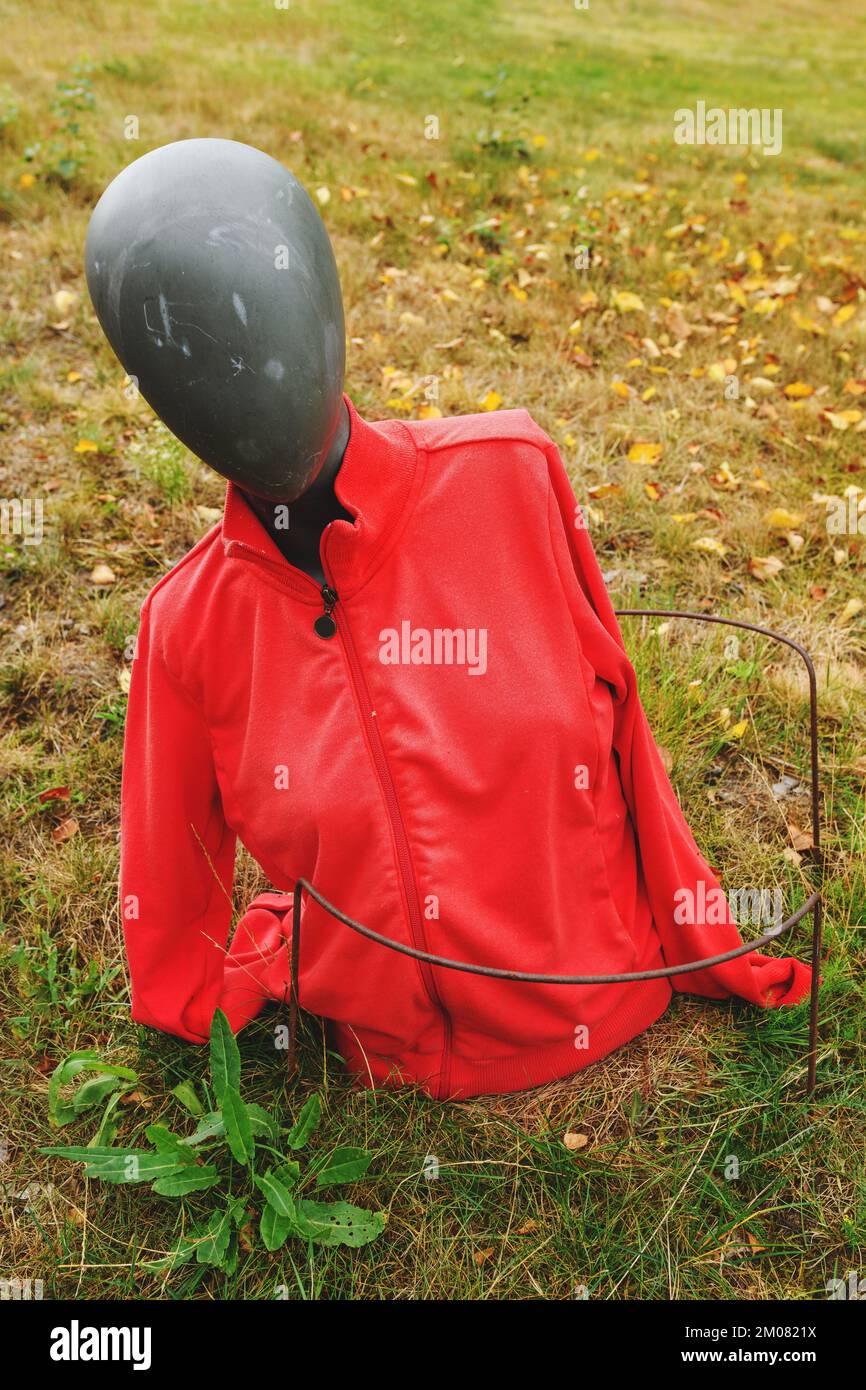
[85,138,345,502]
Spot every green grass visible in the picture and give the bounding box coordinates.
[0,0,864,1300]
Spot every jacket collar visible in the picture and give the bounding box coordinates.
[221,392,421,596]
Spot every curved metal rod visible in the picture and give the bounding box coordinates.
[613,609,821,856]
[614,608,823,1093]
[286,609,823,1095]
[292,877,819,985]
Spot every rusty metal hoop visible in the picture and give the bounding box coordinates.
[286,609,823,1096]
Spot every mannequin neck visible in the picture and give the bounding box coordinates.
[241,398,352,585]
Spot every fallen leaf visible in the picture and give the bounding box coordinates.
[627,441,663,464]
[664,304,693,341]
[52,817,79,844]
[838,597,864,624]
[612,290,645,313]
[787,822,814,852]
[89,564,116,586]
[764,507,804,530]
[748,555,785,581]
[832,304,856,327]
[691,537,729,557]
[74,439,99,454]
[563,1132,590,1151]
[38,786,71,804]
[53,289,79,315]
[823,409,862,430]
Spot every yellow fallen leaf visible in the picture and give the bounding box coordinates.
[728,281,748,309]
[627,441,663,465]
[644,481,662,501]
[74,439,99,453]
[66,370,83,383]
[611,380,633,399]
[792,311,826,336]
[692,537,729,557]
[843,379,866,396]
[711,462,739,490]
[824,409,862,430]
[53,289,78,315]
[612,290,645,313]
[838,597,864,625]
[764,507,804,529]
[749,555,785,581]
[641,386,657,403]
[19,172,36,189]
[671,512,698,524]
[832,303,856,327]
[728,720,749,739]
[478,390,501,412]
[784,381,814,398]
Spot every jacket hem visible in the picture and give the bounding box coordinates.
[331,976,673,1100]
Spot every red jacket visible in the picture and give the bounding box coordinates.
[120,395,811,1098]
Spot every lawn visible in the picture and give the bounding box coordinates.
[0,0,864,1299]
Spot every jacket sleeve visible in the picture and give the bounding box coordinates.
[119,598,293,1043]
[542,438,811,1008]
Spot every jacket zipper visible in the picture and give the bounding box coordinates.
[317,567,454,1100]
[227,537,453,1098]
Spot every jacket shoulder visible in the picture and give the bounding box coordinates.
[403,407,555,456]
[138,523,222,631]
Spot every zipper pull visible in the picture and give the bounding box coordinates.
[315,584,339,639]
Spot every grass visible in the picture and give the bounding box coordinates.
[0,0,864,1300]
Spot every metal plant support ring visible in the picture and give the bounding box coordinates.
[285,610,823,1096]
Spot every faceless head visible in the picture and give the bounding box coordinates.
[85,138,346,502]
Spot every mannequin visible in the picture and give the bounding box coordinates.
[86,139,811,1101]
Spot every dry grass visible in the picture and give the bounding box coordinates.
[0,0,863,1300]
